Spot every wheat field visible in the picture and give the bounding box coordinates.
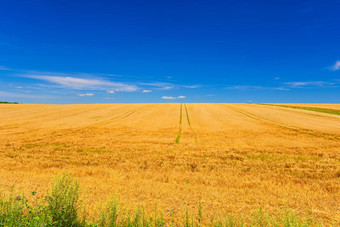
[0,103,339,224]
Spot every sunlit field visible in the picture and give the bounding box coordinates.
[0,103,339,225]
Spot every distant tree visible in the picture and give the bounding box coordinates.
[0,101,20,104]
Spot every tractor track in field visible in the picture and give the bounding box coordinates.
[224,104,340,141]
[184,104,198,144]
[258,103,340,117]
[33,105,151,141]
[175,104,198,144]
[175,103,182,144]
[87,105,150,128]
[0,105,107,136]
[0,105,103,131]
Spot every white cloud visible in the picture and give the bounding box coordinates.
[274,87,290,91]
[162,86,174,90]
[183,85,200,88]
[0,91,44,98]
[15,86,23,89]
[107,90,115,94]
[25,74,138,91]
[140,82,174,90]
[141,82,200,90]
[77,93,94,97]
[225,85,263,90]
[284,81,328,87]
[142,90,152,93]
[115,88,135,92]
[177,96,186,99]
[331,61,340,71]
[162,96,176,100]
[0,66,10,70]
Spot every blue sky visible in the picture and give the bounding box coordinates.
[0,0,339,104]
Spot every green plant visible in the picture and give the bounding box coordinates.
[46,173,81,226]
[0,173,327,227]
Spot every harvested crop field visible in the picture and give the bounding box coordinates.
[0,103,339,224]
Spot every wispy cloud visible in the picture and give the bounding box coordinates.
[141,82,174,90]
[183,85,200,88]
[274,87,290,91]
[225,85,264,90]
[0,91,45,98]
[141,82,201,90]
[283,81,330,87]
[25,73,138,92]
[224,81,338,91]
[107,90,115,94]
[224,79,340,91]
[77,93,94,97]
[161,96,176,100]
[330,61,340,71]
[142,90,152,93]
[177,96,186,99]
[0,66,11,70]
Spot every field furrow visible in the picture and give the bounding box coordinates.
[175,103,183,144]
[184,104,198,144]
[260,104,340,116]
[225,104,340,141]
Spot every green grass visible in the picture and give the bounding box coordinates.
[259,104,340,116]
[175,128,182,144]
[0,173,331,226]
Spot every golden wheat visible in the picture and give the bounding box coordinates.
[0,103,339,224]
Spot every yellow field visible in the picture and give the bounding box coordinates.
[0,103,339,224]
